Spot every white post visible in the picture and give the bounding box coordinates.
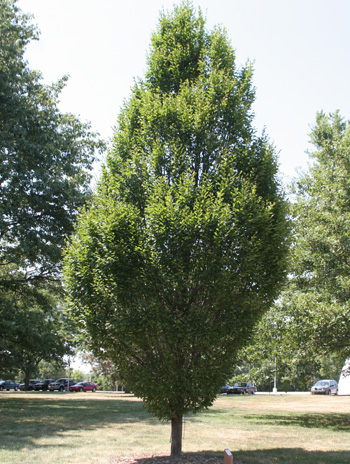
[273,356,278,393]
[67,357,70,392]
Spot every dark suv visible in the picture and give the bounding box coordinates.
[48,378,75,391]
[33,379,55,391]
[0,380,19,391]
[19,379,40,391]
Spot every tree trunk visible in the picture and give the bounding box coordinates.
[24,371,31,391]
[171,415,183,460]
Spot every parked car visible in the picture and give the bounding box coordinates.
[19,379,40,391]
[220,385,232,394]
[70,381,98,392]
[311,379,338,395]
[227,382,257,395]
[33,379,55,391]
[0,380,19,391]
[48,378,75,391]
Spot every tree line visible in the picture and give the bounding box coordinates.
[1,0,349,459]
[0,0,103,386]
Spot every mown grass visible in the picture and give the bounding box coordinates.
[0,391,350,463]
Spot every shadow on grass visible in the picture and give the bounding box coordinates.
[243,413,350,431]
[0,392,156,450]
[235,448,350,464]
[120,449,350,464]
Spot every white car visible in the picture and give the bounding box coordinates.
[311,379,338,395]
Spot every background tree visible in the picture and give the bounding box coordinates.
[238,299,344,391]
[82,353,122,391]
[35,359,67,381]
[64,2,289,458]
[288,111,350,354]
[239,111,350,388]
[0,285,75,387]
[0,0,103,374]
[0,0,103,291]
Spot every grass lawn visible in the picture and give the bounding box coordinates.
[1,391,350,463]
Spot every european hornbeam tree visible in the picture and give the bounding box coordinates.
[63,2,289,458]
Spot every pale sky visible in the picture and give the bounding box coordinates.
[18,0,350,186]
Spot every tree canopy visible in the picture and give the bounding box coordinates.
[0,0,103,377]
[63,2,289,458]
[0,288,74,386]
[0,0,103,291]
[289,111,350,353]
[239,111,350,389]
[237,296,345,392]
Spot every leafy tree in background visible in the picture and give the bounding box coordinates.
[64,2,289,458]
[82,353,122,390]
[0,0,103,377]
[0,0,103,291]
[36,359,67,381]
[0,285,75,387]
[288,111,350,354]
[238,299,344,391]
[240,111,350,388]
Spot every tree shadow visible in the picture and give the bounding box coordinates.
[0,392,156,450]
[115,451,222,463]
[243,412,350,431]
[2,394,350,463]
[235,448,350,464]
[124,449,350,464]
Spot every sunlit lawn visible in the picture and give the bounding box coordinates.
[1,391,350,463]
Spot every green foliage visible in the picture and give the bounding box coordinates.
[36,359,66,380]
[64,0,289,436]
[0,0,103,290]
[238,300,345,391]
[240,111,350,388]
[286,111,350,353]
[81,353,122,390]
[0,0,103,380]
[0,285,74,383]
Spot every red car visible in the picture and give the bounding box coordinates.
[70,381,98,392]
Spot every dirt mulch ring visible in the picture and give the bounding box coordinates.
[113,454,243,463]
